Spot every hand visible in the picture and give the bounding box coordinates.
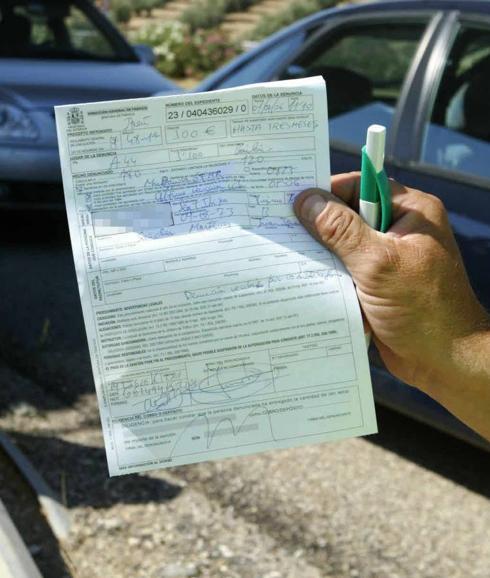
[294,173,490,439]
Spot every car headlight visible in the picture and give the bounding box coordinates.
[0,103,39,141]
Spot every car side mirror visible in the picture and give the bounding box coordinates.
[133,44,156,66]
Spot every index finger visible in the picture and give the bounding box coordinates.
[296,172,410,220]
[330,171,362,209]
[330,172,409,210]
[293,172,361,216]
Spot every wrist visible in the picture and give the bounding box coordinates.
[420,309,490,440]
[424,307,490,392]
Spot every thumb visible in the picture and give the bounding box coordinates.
[293,188,379,272]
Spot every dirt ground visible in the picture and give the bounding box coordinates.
[1,355,490,578]
[0,363,325,578]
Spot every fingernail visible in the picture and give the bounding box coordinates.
[301,194,327,223]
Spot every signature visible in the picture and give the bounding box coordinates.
[184,278,266,300]
[178,195,228,212]
[137,364,277,414]
[248,194,284,207]
[138,228,175,240]
[122,115,151,133]
[252,216,299,229]
[184,269,339,301]
[169,404,277,457]
[267,269,341,287]
[234,141,273,155]
[177,205,234,224]
[124,130,161,147]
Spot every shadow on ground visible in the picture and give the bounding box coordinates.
[0,447,72,578]
[0,210,94,408]
[370,405,490,498]
[5,431,183,509]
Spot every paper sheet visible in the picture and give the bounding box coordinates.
[55,77,377,476]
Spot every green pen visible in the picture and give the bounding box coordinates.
[360,125,391,232]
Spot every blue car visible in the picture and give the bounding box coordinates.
[0,0,181,207]
[195,0,490,448]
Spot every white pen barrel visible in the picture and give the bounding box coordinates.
[359,199,380,230]
[366,124,386,173]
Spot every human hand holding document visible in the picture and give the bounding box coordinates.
[55,77,377,476]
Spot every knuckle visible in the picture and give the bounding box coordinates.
[368,241,403,281]
[389,178,407,197]
[426,193,445,214]
[381,244,403,273]
[319,204,360,251]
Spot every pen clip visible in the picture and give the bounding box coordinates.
[360,146,392,233]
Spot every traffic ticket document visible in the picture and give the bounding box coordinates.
[55,76,377,476]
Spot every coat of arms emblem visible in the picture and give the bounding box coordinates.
[67,107,84,127]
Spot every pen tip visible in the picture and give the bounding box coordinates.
[367,124,386,136]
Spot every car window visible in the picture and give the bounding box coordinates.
[421,25,490,180]
[280,20,428,148]
[0,0,123,60]
[208,30,308,91]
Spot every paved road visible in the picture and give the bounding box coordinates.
[1,211,489,578]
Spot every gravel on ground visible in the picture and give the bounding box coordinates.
[1,359,489,578]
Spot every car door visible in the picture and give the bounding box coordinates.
[276,10,443,177]
[393,11,490,313]
[273,8,490,447]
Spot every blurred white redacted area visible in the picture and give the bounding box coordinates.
[55,77,376,476]
[93,203,174,237]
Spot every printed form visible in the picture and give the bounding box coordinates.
[55,77,377,476]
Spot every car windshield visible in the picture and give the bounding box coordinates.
[0,0,130,60]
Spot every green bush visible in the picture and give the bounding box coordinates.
[109,0,169,23]
[250,0,336,40]
[130,22,240,78]
[131,0,146,15]
[181,0,261,32]
[131,0,163,16]
[181,0,226,32]
[112,0,132,24]
[141,0,165,16]
[188,28,240,76]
